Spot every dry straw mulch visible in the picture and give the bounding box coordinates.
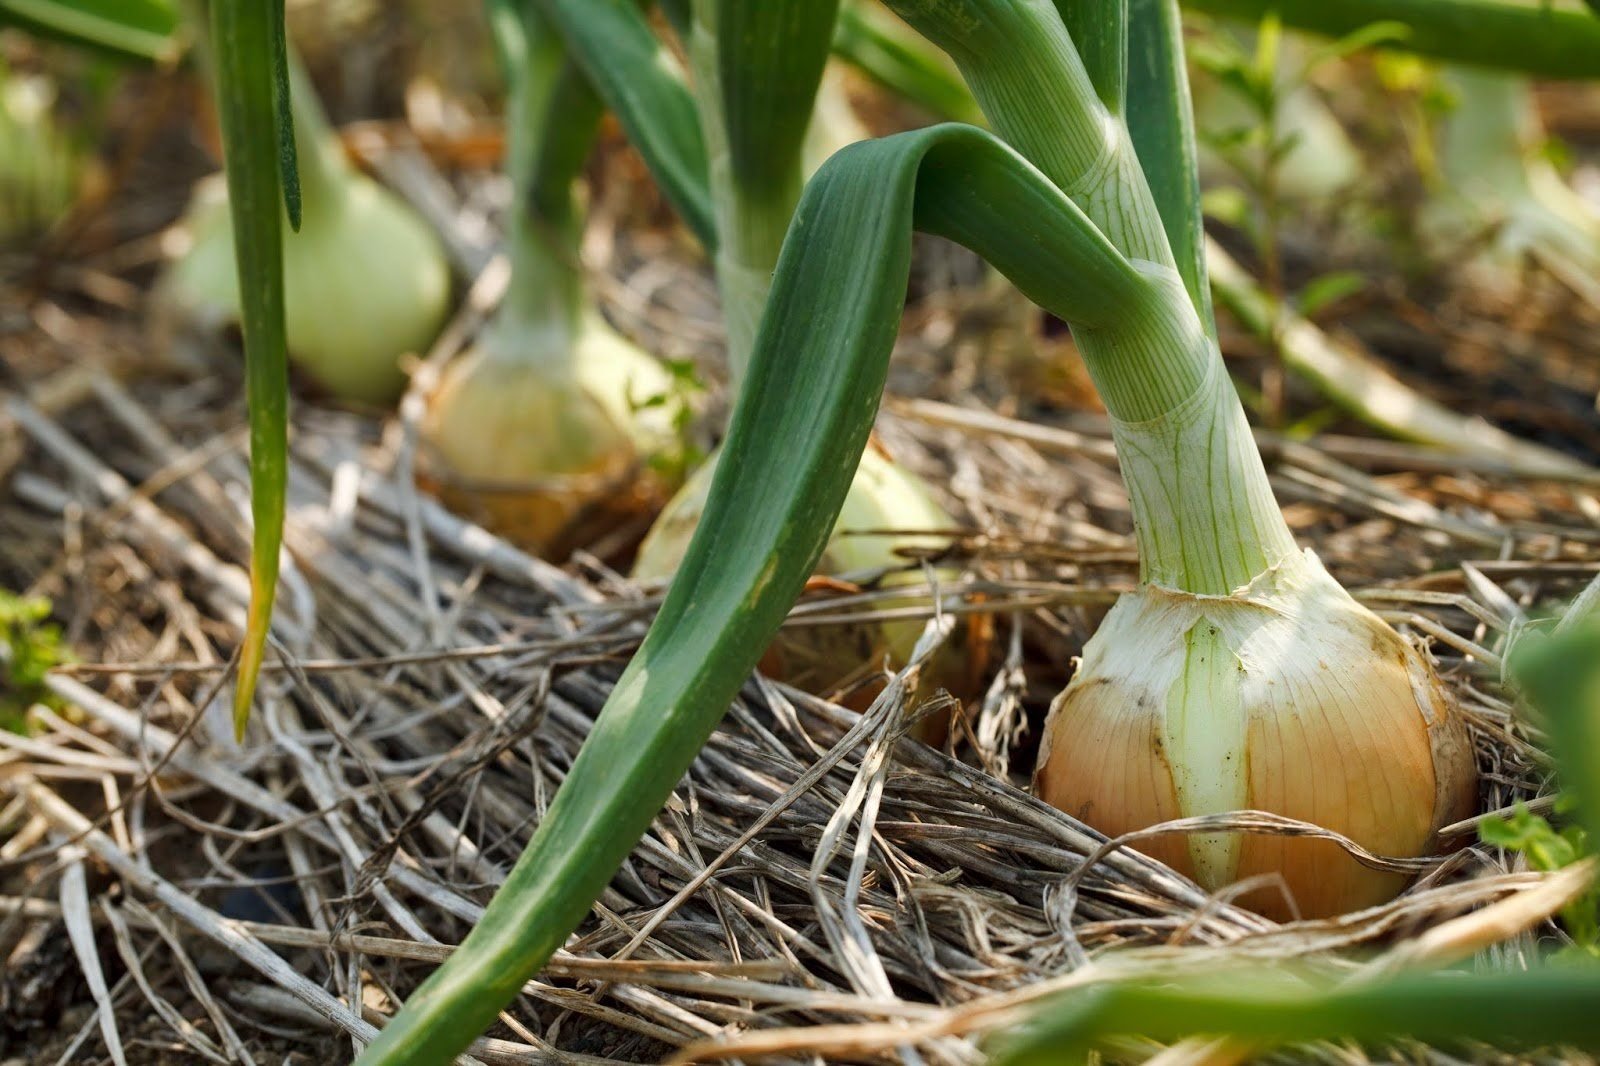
[3,146,1600,1066]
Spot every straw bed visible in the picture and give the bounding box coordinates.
[3,257,1592,1060]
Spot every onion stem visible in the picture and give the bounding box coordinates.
[687,0,810,386]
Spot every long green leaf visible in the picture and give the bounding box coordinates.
[687,0,840,385]
[533,0,716,247]
[1126,0,1213,332]
[833,2,985,126]
[1053,0,1127,114]
[210,0,290,735]
[715,0,840,194]
[0,0,178,62]
[353,122,1145,1066]
[991,967,1600,1065]
[1182,0,1600,79]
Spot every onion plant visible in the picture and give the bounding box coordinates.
[31,0,1582,1054]
[1425,65,1600,307]
[884,0,1478,922]
[993,618,1600,1065]
[625,0,965,705]
[156,49,451,406]
[354,0,1476,1057]
[417,2,690,558]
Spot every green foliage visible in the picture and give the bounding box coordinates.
[630,356,708,479]
[1126,0,1214,332]
[206,0,297,737]
[0,590,68,732]
[1294,269,1366,315]
[354,119,1147,1064]
[1481,801,1600,956]
[1182,0,1600,79]
[990,966,1600,1066]
[0,0,179,62]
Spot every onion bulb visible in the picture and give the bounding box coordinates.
[419,316,686,558]
[636,440,984,718]
[155,163,450,405]
[154,55,449,405]
[1035,547,1477,920]
[0,66,82,244]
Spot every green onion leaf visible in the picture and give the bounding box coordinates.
[267,0,300,232]
[991,966,1600,1065]
[715,0,841,193]
[1126,0,1213,332]
[208,0,290,737]
[1181,0,1600,80]
[0,0,178,63]
[534,0,716,247]
[353,122,1143,1066]
[1053,0,1127,115]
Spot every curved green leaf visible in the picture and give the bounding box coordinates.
[991,966,1600,1065]
[1053,0,1127,115]
[833,1,986,126]
[0,0,178,62]
[1182,0,1600,79]
[715,0,840,192]
[1127,0,1213,332]
[209,0,290,735]
[353,122,1144,1066]
[534,0,716,247]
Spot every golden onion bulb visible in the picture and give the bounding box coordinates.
[636,440,986,720]
[0,68,82,244]
[154,168,450,405]
[1035,549,1476,920]
[420,319,683,558]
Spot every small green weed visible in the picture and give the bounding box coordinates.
[0,589,69,732]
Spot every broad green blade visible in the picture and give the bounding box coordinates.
[1182,0,1600,79]
[1126,0,1213,333]
[352,122,1144,1066]
[715,0,840,193]
[209,0,290,736]
[1053,0,1127,114]
[0,0,178,62]
[833,1,986,126]
[991,967,1600,1065]
[534,0,716,247]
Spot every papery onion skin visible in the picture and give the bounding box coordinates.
[1034,550,1477,921]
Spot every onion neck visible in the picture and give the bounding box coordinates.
[484,18,594,372]
[1079,265,1297,595]
[688,0,804,391]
